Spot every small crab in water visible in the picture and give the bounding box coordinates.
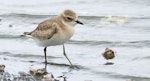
[30,68,46,75]
[0,64,5,71]
[102,48,115,65]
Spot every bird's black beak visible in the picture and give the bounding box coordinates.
[75,20,84,25]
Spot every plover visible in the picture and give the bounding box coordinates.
[102,48,115,64]
[25,9,83,67]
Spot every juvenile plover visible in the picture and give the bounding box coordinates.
[25,9,83,67]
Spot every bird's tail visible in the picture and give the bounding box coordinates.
[23,32,31,35]
[20,32,31,37]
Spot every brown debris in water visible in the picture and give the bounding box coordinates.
[102,48,115,65]
[0,64,5,72]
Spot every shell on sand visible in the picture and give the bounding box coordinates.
[30,68,46,75]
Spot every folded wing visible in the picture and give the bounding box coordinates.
[29,20,58,40]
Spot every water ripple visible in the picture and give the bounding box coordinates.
[1,13,150,20]
[69,40,150,47]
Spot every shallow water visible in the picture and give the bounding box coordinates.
[0,0,150,81]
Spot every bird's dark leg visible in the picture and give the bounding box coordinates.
[63,44,74,67]
[44,47,47,64]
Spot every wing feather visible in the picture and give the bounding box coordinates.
[30,20,58,40]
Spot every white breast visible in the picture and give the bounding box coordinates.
[35,26,75,47]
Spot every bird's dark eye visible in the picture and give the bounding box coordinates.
[66,17,72,21]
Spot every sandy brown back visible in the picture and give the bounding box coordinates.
[29,17,63,40]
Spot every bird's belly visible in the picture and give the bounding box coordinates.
[35,38,66,47]
[35,28,75,47]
